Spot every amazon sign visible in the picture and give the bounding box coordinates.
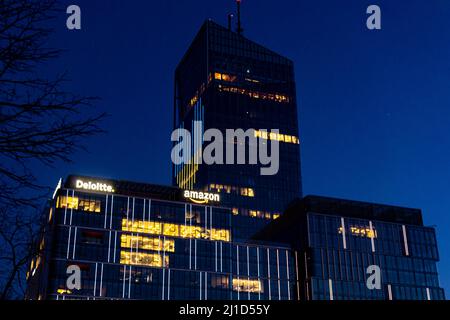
[183,190,220,204]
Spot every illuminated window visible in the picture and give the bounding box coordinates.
[254,130,300,145]
[180,225,203,239]
[120,251,169,268]
[211,275,230,289]
[120,234,175,253]
[338,226,377,238]
[163,223,179,237]
[214,72,236,82]
[57,289,72,295]
[122,219,230,242]
[48,207,53,222]
[219,85,290,103]
[56,196,79,210]
[273,213,280,220]
[249,210,258,218]
[232,208,239,215]
[210,228,230,242]
[78,198,101,213]
[232,278,263,293]
[122,220,162,235]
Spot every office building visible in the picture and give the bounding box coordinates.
[25,175,297,300]
[253,196,445,300]
[172,19,302,239]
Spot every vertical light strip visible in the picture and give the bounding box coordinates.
[128,265,132,299]
[104,194,109,229]
[143,198,146,221]
[215,242,218,272]
[387,284,393,300]
[328,279,334,301]
[277,249,281,300]
[66,227,72,259]
[167,269,171,301]
[63,189,68,224]
[204,206,207,232]
[369,221,375,253]
[109,195,114,229]
[162,267,165,300]
[426,288,431,300]
[99,263,104,297]
[113,231,117,263]
[340,217,347,249]
[205,272,208,301]
[209,207,213,234]
[199,271,202,300]
[131,197,135,223]
[194,239,197,270]
[122,265,126,298]
[402,225,410,256]
[72,227,77,259]
[93,263,98,297]
[107,231,111,262]
[69,190,74,225]
[220,242,223,272]
[286,250,291,300]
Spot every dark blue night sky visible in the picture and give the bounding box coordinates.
[35,0,450,295]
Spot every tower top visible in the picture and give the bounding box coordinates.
[236,0,243,35]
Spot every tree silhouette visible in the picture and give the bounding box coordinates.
[0,0,105,298]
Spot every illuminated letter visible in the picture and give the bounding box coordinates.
[171,128,191,165]
[66,265,81,290]
[193,121,203,165]
[76,180,83,189]
[366,5,381,30]
[259,129,279,176]
[66,5,81,30]
[184,190,190,198]
[225,129,258,165]
[203,129,224,165]
[366,265,381,290]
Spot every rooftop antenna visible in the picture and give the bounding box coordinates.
[228,13,234,31]
[236,0,243,35]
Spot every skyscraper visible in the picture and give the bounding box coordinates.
[173,19,302,239]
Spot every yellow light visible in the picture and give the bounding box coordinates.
[122,219,230,242]
[57,289,72,295]
[120,251,169,268]
[232,278,263,293]
[56,196,79,210]
[120,234,175,252]
[273,214,280,220]
[339,226,377,238]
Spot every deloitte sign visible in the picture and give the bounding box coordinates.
[75,179,115,193]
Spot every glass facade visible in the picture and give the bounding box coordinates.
[253,196,445,300]
[26,182,298,300]
[308,213,444,300]
[173,21,302,239]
